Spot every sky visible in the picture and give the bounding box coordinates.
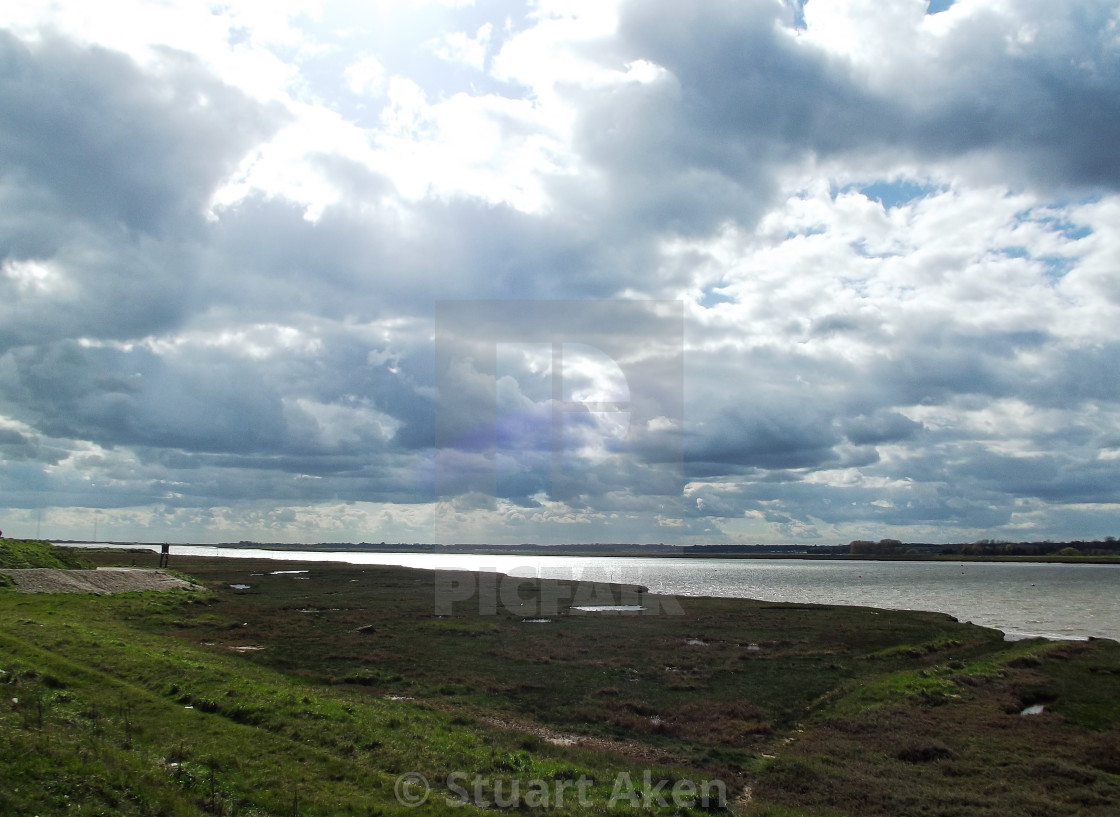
[2,0,1120,546]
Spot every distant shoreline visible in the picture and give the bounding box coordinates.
[52,540,1120,564]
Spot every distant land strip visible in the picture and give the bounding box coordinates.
[52,537,1120,561]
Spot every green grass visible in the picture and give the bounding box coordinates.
[0,538,93,570]
[0,582,719,815]
[747,638,1120,816]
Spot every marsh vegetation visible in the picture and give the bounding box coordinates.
[1,545,1118,815]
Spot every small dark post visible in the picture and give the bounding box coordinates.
[159,543,170,568]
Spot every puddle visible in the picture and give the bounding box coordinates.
[571,605,645,613]
[385,695,414,701]
[1020,704,1045,716]
[746,643,761,651]
[521,618,552,623]
[270,570,309,575]
[229,584,251,590]
[230,645,265,652]
[685,638,708,647]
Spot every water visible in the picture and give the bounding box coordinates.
[61,543,1120,642]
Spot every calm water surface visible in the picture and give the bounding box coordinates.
[66,544,1120,642]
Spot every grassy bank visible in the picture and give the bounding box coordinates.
[2,548,1118,815]
[0,538,93,570]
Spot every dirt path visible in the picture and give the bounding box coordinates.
[2,567,201,594]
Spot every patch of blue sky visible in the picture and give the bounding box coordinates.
[849,239,899,260]
[1013,193,1099,230]
[1017,213,1093,242]
[784,225,828,241]
[783,0,807,29]
[851,179,943,210]
[1037,256,1077,281]
[698,287,736,309]
[926,0,956,14]
[995,245,1076,281]
[304,0,529,107]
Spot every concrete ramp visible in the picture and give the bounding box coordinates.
[3,567,200,594]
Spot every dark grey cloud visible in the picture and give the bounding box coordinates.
[841,411,923,446]
[0,33,286,233]
[592,0,1120,243]
[906,1,1120,189]
[0,340,282,452]
[686,404,840,474]
[0,33,286,352]
[0,327,434,454]
[202,192,631,329]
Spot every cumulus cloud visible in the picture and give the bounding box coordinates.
[1,0,1119,544]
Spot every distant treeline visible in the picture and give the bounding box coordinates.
[847,537,1120,557]
[229,539,1120,557]
[230,541,827,556]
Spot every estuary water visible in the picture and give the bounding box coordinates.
[63,544,1120,642]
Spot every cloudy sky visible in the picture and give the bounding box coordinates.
[2,0,1120,545]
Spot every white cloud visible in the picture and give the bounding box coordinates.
[0,0,310,101]
[430,22,491,70]
[344,54,386,95]
[2,258,73,297]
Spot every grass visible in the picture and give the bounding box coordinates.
[1,546,1118,816]
[0,538,93,570]
[0,574,717,815]
[747,639,1120,816]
